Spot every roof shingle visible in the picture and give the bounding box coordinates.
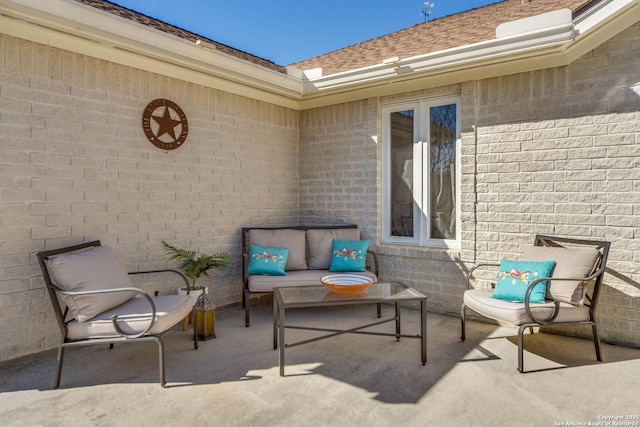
[290,0,591,76]
[74,0,597,77]
[73,0,287,74]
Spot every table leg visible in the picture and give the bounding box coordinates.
[421,299,427,365]
[279,306,285,376]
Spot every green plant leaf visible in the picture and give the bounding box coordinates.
[162,240,230,290]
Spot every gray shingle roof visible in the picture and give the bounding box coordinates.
[290,0,593,75]
[73,0,287,74]
[75,0,596,77]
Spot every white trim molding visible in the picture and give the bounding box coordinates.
[1,0,638,110]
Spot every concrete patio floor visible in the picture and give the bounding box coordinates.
[1,297,639,427]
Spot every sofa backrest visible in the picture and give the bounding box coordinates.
[44,245,136,322]
[306,228,360,270]
[247,228,308,271]
[242,225,361,274]
[521,245,600,305]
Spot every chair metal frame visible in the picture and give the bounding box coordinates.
[37,240,193,388]
[461,235,611,372]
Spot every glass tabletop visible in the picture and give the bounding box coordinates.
[275,282,427,308]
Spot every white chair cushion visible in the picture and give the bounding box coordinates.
[66,294,193,340]
[464,289,590,326]
[248,229,308,271]
[45,245,136,322]
[521,246,600,305]
[306,228,361,270]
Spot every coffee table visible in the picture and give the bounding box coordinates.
[273,282,427,376]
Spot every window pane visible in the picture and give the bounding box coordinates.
[390,110,414,237]
[429,104,456,239]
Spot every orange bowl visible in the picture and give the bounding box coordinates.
[321,274,374,295]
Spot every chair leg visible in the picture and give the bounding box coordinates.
[517,324,531,373]
[156,337,166,388]
[244,289,250,327]
[377,303,381,318]
[460,303,466,341]
[592,322,603,362]
[54,345,65,389]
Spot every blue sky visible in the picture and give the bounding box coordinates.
[109,0,498,65]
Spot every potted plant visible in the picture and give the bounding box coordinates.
[162,241,230,338]
[162,240,230,294]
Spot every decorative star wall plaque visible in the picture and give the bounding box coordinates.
[142,99,189,150]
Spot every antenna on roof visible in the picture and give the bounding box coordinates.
[421,2,435,23]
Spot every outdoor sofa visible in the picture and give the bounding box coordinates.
[241,225,379,326]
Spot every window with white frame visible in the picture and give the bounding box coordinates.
[382,97,461,248]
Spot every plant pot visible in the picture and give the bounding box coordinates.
[178,285,208,301]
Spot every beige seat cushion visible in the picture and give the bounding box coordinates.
[248,229,307,271]
[45,245,136,322]
[248,269,377,293]
[307,228,361,270]
[66,294,193,340]
[464,289,589,326]
[521,246,600,305]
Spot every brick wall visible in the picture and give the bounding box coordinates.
[0,35,299,362]
[298,99,379,240]
[469,23,640,346]
[2,21,640,365]
[299,24,640,347]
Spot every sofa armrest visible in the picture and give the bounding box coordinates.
[466,263,500,290]
[366,250,379,276]
[53,285,157,338]
[128,269,190,293]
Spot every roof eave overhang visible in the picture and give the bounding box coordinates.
[0,0,304,109]
[297,0,640,109]
[0,0,638,112]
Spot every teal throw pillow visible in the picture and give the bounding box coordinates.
[492,259,556,304]
[248,245,289,276]
[329,239,369,272]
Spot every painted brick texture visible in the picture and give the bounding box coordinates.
[298,99,378,239]
[2,21,640,365]
[470,24,640,346]
[299,25,640,347]
[0,35,299,362]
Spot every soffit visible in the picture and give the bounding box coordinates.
[0,0,638,111]
[290,0,589,76]
[0,0,303,108]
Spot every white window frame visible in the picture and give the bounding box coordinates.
[381,96,462,249]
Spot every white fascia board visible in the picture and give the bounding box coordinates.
[566,0,640,61]
[301,0,639,101]
[303,14,575,94]
[0,0,302,107]
[2,0,638,111]
[574,0,638,33]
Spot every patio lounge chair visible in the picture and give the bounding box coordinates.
[461,235,610,372]
[37,240,196,388]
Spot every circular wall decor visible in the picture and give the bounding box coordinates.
[142,99,189,150]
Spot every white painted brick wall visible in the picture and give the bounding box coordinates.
[0,35,299,362]
[299,25,640,348]
[3,21,640,365]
